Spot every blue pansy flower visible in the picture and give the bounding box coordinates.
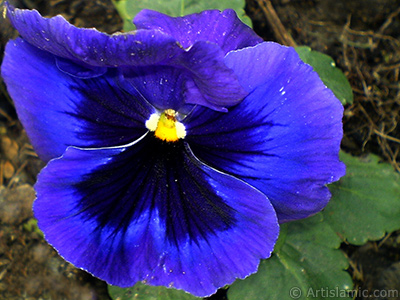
[1,3,345,297]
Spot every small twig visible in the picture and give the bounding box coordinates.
[374,129,400,144]
[375,61,400,72]
[0,107,13,123]
[0,160,3,187]
[357,104,374,151]
[255,0,297,47]
[377,232,392,248]
[377,6,400,36]
[354,64,371,100]
[7,160,27,188]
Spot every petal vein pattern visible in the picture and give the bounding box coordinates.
[34,136,278,297]
[187,42,345,222]
[5,3,248,111]
[1,38,152,161]
[1,2,345,297]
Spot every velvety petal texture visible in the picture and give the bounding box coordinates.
[1,2,345,297]
[5,3,247,111]
[1,38,152,161]
[6,6,175,66]
[34,135,278,297]
[186,42,345,222]
[134,9,263,54]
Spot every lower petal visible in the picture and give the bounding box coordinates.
[34,135,278,297]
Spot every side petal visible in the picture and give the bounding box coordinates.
[186,42,345,222]
[34,135,279,297]
[1,38,152,161]
[134,9,262,54]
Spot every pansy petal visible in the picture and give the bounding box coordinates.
[186,42,345,222]
[1,38,152,161]
[34,135,278,297]
[134,9,262,54]
[120,40,247,112]
[177,41,247,111]
[120,65,186,111]
[6,4,247,111]
[5,3,181,67]
[55,56,107,79]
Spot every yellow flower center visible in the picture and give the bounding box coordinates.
[145,109,186,142]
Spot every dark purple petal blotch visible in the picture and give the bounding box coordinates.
[1,2,345,297]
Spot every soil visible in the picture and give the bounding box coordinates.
[0,0,399,299]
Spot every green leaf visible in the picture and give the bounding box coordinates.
[108,282,200,300]
[323,152,400,245]
[106,153,400,300]
[228,152,400,299]
[112,0,134,32]
[295,46,353,105]
[22,218,44,237]
[111,0,251,32]
[228,214,352,300]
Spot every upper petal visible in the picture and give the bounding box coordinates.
[5,4,248,111]
[5,3,180,67]
[1,38,152,161]
[186,42,345,222]
[120,40,247,112]
[134,9,263,54]
[175,41,247,111]
[34,135,278,297]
